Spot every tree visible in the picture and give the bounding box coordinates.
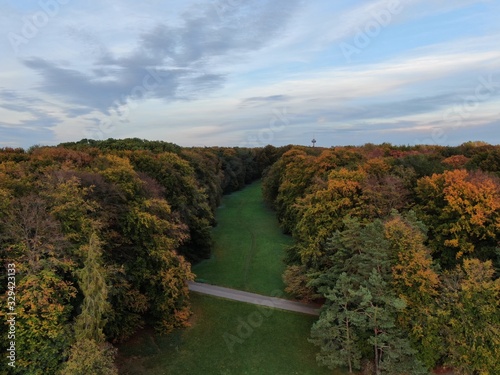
[262,157,283,209]
[310,219,427,374]
[275,148,317,233]
[440,259,500,374]
[360,270,426,375]
[8,271,76,374]
[128,151,214,261]
[74,233,111,342]
[123,198,194,333]
[442,154,469,169]
[383,213,443,368]
[59,232,119,374]
[59,339,118,375]
[360,174,409,219]
[44,175,98,246]
[282,264,319,302]
[416,169,500,268]
[1,194,69,274]
[293,168,366,266]
[310,273,364,373]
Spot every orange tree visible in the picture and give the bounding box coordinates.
[415,169,500,269]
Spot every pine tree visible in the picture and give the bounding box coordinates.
[310,273,365,373]
[311,219,427,374]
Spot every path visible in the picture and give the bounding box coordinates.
[188,281,321,316]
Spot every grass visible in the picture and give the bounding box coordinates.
[193,180,293,296]
[117,180,346,375]
[117,293,340,375]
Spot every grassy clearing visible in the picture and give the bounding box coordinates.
[117,181,345,375]
[193,180,293,296]
[117,293,340,375]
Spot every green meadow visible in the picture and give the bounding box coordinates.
[118,181,344,375]
[193,180,293,295]
[117,294,337,375]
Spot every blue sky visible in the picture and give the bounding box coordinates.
[1,0,499,149]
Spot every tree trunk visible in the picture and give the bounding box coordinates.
[346,317,352,373]
[374,329,379,375]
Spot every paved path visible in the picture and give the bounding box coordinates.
[188,281,321,316]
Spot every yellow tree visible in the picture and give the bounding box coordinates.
[293,168,366,266]
[383,213,442,368]
[275,148,317,233]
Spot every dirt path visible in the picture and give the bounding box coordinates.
[188,281,321,316]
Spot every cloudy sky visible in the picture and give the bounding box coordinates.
[1,0,499,149]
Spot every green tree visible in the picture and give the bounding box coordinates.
[360,270,426,375]
[9,271,76,374]
[441,259,500,374]
[60,232,118,374]
[311,219,427,374]
[59,339,118,375]
[74,233,111,342]
[123,198,194,333]
[310,273,364,373]
[129,151,214,261]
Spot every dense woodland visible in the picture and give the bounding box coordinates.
[0,139,283,374]
[261,142,500,375]
[0,139,499,374]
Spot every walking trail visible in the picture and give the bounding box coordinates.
[188,281,320,316]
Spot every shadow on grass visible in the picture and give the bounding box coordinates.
[116,294,345,375]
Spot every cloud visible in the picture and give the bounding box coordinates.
[0,88,62,127]
[1,0,499,148]
[22,0,301,117]
[240,95,290,108]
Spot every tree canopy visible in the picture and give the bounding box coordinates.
[263,143,500,374]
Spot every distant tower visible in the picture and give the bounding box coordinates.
[311,136,317,147]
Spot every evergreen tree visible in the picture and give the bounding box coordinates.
[311,219,427,374]
[310,273,365,373]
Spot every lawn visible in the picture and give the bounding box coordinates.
[193,180,293,296]
[117,293,340,375]
[117,181,345,375]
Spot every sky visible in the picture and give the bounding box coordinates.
[0,0,499,149]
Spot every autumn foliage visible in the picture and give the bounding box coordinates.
[0,139,282,374]
[263,143,500,374]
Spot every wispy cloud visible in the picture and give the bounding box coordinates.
[21,0,301,116]
[0,0,499,148]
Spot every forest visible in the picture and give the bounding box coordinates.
[0,138,499,374]
[262,142,500,374]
